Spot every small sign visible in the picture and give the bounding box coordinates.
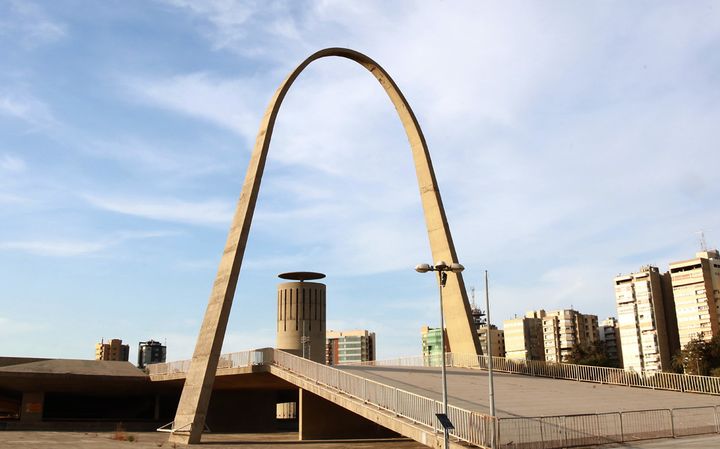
[25,402,42,413]
[435,413,454,430]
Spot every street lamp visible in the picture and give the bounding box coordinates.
[415,260,464,449]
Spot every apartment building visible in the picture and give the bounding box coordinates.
[541,309,598,363]
[669,250,720,347]
[598,317,623,366]
[503,311,544,361]
[614,266,675,372]
[137,340,167,369]
[325,330,376,365]
[477,325,506,357]
[421,326,448,366]
[95,338,129,362]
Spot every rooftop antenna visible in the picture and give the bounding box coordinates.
[697,230,708,252]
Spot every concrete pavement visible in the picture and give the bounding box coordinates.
[339,365,720,417]
[0,431,427,448]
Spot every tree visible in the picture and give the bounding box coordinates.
[672,334,720,376]
[567,341,618,368]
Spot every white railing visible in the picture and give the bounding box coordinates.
[354,352,720,396]
[149,348,720,448]
[496,406,720,449]
[150,349,496,447]
[147,348,271,376]
[271,349,496,448]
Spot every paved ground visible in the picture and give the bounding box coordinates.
[339,366,720,417]
[1,431,719,449]
[0,431,427,448]
[609,433,720,448]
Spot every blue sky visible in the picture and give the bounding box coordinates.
[1,1,719,362]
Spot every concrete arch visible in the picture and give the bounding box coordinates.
[170,48,481,444]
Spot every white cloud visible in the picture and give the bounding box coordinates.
[0,316,44,336]
[0,231,176,257]
[0,193,28,204]
[0,240,109,257]
[0,1,66,48]
[0,154,25,172]
[159,0,305,58]
[124,72,264,139]
[84,193,235,227]
[80,137,232,178]
[0,93,57,128]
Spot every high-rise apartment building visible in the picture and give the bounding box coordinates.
[137,340,167,369]
[669,250,720,348]
[325,330,375,365]
[614,266,675,372]
[541,309,598,363]
[503,311,544,361]
[598,317,623,366]
[421,326,448,366]
[95,338,129,361]
[477,325,505,357]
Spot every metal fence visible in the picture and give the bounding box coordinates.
[272,349,497,448]
[147,349,270,375]
[148,349,496,447]
[149,350,720,448]
[356,352,720,396]
[497,406,720,449]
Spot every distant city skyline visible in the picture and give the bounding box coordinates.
[1,1,718,362]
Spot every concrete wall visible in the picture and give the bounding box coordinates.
[277,281,326,364]
[20,392,43,423]
[298,389,398,440]
[206,389,279,433]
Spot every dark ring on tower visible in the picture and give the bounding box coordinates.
[278,271,326,281]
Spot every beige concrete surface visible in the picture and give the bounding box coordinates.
[276,281,326,365]
[339,366,720,417]
[269,365,444,448]
[0,431,426,448]
[608,433,720,448]
[173,46,481,444]
[3,430,719,449]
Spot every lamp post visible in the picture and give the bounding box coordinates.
[416,260,464,449]
[485,270,496,449]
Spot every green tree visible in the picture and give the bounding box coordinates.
[672,334,720,376]
[567,341,618,368]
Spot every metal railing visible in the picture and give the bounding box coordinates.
[272,349,497,448]
[355,352,720,395]
[148,349,497,447]
[149,349,720,448]
[496,406,720,449]
[147,349,271,375]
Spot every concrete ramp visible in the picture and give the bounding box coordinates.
[270,350,495,448]
[149,349,495,448]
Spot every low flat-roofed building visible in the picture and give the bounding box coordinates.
[421,326,448,366]
[95,338,129,362]
[477,325,505,357]
[503,311,544,361]
[325,330,375,365]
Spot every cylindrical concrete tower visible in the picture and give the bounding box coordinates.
[276,272,326,364]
